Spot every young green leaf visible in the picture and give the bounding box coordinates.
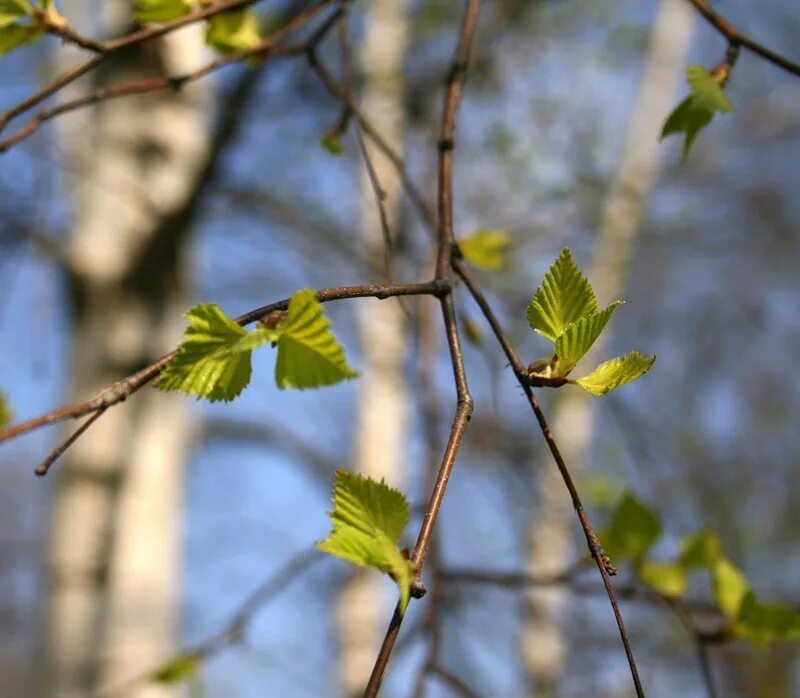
[156,303,275,402]
[552,301,623,376]
[573,351,655,396]
[712,557,750,620]
[459,229,512,271]
[0,0,31,18]
[274,289,357,390]
[680,530,722,569]
[317,470,415,611]
[736,592,800,644]
[601,492,661,563]
[321,132,344,155]
[0,391,11,429]
[527,248,598,342]
[639,561,687,598]
[151,655,200,684]
[661,64,735,157]
[133,0,194,23]
[205,9,261,53]
[0,21,41,55]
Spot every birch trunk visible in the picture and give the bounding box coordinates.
[334,1,411,695]
[521,2,695,693]
[45,4,209,695]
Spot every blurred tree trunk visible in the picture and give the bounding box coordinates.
[46,4,210,696]
[334,1,411,695]
[521,1,695,693]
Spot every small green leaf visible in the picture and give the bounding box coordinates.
[151,655,200,684]
[553,301,623,376]
[573,351,655,396]
[527,248,598,342]
[0,0,31,16]
[736,592,800,644]
[0,391,11,429]
[274,289,357,390]
[134,0,194,23]
[712,557,750,621]
[661,64,734,157]
[461,314,484,346]
[601,492,661,563]
[680,530,722,569]
[639,561,687,598]
[205,9,261,53]
[0,21,41,54]
[321,132,344,155]
[459,229,512,271]
[317,470,415,611]
[156,303,275,402]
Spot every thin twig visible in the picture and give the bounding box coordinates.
[363,3,481,695]
[453,259,645,697]
[685,0,800,78]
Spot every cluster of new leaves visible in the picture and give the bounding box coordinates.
[156,288,357,401]
[135,0,263,53]
[0,0,58,56]
[603,493,800,644]
[661,64,735,158]
[318,470,416,611]
[526,248,655,395]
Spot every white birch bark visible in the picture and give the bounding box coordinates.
[522,2,696,693]
[334,0,411,694]
[46,4,209,695]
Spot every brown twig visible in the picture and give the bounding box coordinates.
[0,0,334,153]
[685,0,800,78]
[453,259,645,697]
[363,3,481,695]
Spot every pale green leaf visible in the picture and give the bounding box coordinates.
[151,655,200,684]
[317,470,414,611]
[736,592,800,644]
[0,391,11,429]
[661,65,734,157]
[601,492,661,562]
[459,229,512,271]
[0,0,31,15]
[712,557,750,620]
[205,9,261,53]
[527,248,598,342]
[573,351,655,396]
[0,21,41,55]
[156,303,275,402]
[553,301,623,376]
[321,132,344,155]
[274,289,357,390]
[680,530,722,569]
[134,0,194,22]
[639,561,687,598]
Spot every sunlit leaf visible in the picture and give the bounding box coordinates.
[712,557,750,621]
[134,0,194,23]
[0,391,11,429]
[156,303,275,402]
[736,592,800,644]
[317,470,415,611]
[527,248,598,342]
[573,351,655,396]
[680,530,722,569]
[205,9,261,53]
[459,229,512,271]
[151,655,200,684]
[639,560,687,598]
[274,289,357,390]
[601,492,661,563]
[661,64,735,157]
[553,301,623,376]
[0,21,41,54]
